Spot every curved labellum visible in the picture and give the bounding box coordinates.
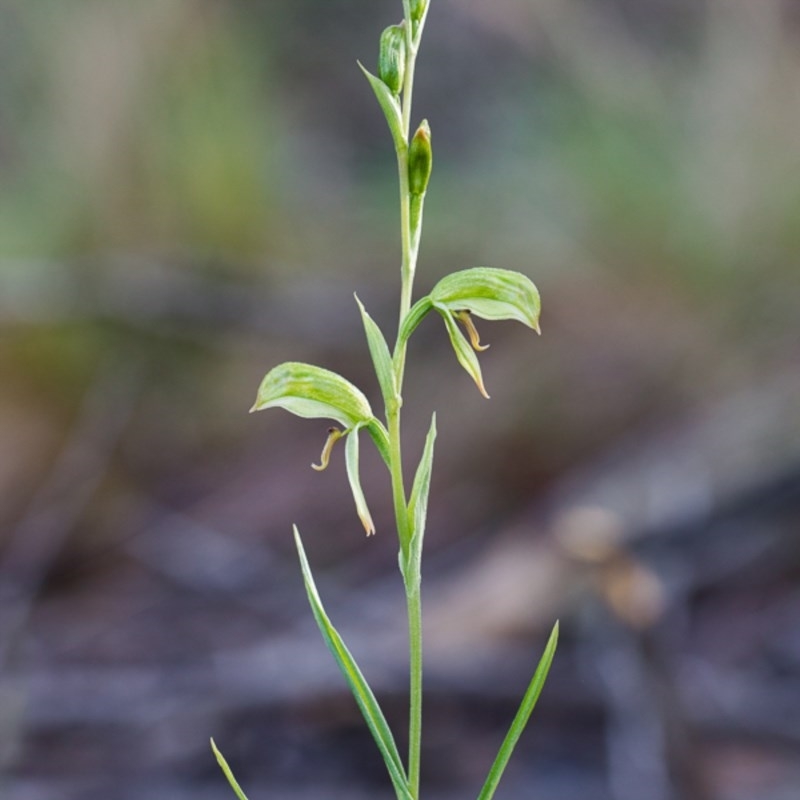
[251,362,373,429]
[430,267,541,332]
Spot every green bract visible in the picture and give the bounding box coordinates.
[358,62,405,152]
[356,295,399,411]
[251,361,373,429]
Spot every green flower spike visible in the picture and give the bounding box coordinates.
[252,362,388,534]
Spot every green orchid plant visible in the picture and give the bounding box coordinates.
[212,2,557,798]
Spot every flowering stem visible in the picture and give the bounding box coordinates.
[389,5,432,797]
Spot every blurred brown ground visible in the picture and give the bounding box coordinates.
[0,1,799,798]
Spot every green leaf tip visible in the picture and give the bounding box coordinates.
[476,620,559,800]
[211,738,250,800]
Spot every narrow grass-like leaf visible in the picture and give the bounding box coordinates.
[436,303,490,398]
[476,622,559,800]
[345,425,375,536]
[210,739,249,800]
[403,414,436,588]
[294,527,413,800]
[356,295,398,411]
[358,61,406,152]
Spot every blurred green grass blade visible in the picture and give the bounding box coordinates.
[294,527,413,800]
[476,621,559,800]
[210,738,250,800]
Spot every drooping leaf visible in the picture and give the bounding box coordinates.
[345,424,375,536]
[358,61,406,152]
[430,267,541,332]
[252,362,373,428]
[293,527,413,800]
[210,739,250,800]
[402,414,436,589]
[436,303,490,398]
[476,622,559,800]
[356,295,398,411]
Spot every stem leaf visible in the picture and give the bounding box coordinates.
[294,527,413,800]
[476,621,559,800]
[210,739,250,800]
[403,413,437,588]
[358,61,406,152]
[356,295,398,411]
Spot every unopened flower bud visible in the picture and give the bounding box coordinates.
[378,23,406,96]
[408,119,432,196]
[410,0,428,24]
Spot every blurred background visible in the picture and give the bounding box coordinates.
[1,0,799,798]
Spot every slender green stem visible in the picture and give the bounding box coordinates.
[406,584,423,797]
[389,7,433,797]
[397,153,414,327]
[388,408,410,549]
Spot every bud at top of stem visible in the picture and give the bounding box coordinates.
[408,119,432,196]
[410,0,428,24]
[378,23,406,96]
